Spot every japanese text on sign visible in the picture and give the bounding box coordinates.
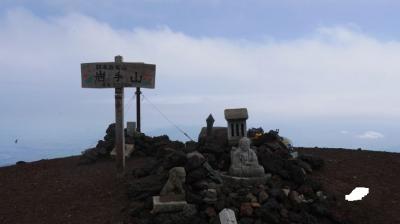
[81,62,156,88]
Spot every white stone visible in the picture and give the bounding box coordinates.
[282,188,290,196]
[219,208,238,224]
[281,136,293,149]
[290,151,298,158]
[345,187,369,201]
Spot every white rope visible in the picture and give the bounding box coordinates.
[124,92,136,113]
[142,94,194,141]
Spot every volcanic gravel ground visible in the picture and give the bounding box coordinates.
[0,148,399,224]
[0,156,146,224]
[298,148,400,224]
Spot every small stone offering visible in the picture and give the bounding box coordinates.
[152,167,188,213]
[160,167,186,201]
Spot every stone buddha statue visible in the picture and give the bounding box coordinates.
[229,137,265,177]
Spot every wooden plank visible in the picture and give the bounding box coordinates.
[81,62,156,88]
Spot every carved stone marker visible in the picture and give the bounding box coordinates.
[229,137,265,177]
[219,208,238,224]
[127,122,137,137]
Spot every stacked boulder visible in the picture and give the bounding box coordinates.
[79,124,116,164]
[85,124,345,224]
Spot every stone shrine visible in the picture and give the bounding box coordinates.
[224,108,248,145]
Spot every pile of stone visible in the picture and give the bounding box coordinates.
[79,123,187,165]
[125,127,345,224]
[79,123,117,164]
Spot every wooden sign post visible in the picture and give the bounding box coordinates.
[81,56,156,172]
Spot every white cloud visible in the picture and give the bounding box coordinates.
[1,8,400,131]
[340,130,349,134]
[357,131,384,139]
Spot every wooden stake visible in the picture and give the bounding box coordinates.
[115,55,125,172]
[136,87,141,133]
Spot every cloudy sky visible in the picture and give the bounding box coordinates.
[1,0,400,164]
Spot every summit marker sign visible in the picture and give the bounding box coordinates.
[80,56,156,173]
[81,62,156,88]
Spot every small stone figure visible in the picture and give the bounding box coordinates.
[152,167,188,213]
[160,167,186,199]
[229,137,265,177]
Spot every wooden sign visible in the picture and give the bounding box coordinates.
[81,62,156,88]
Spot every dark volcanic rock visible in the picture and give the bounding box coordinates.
[304,177,323,192]
[284,160,306,185]
[239,217,255,224]
[310,201,330,216]
[186,166,208,184]
[185,151,206,171]
[163,150,187,170]
[132,159,159,178]
[153,204,198,224]
[263,198,281,211]
[299,154,324,170]
[128,174,168,201]
[257,207,280,224]
[240,202,254,216]
[105,123,115,140]
[104,126,344,224]
[186,190,204,204]
[295,159,313,173]
[200,142,225,155]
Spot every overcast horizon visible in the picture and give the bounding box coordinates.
[1,0,400,165]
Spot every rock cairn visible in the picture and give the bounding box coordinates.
[82,124,346,224]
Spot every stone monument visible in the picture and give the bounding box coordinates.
[152,167,188,213]
[127,122,137,137]
[229,137,265,177]
[221,137,271,186]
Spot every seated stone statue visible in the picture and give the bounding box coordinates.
[160,167,186,201]
[229,137,265,177]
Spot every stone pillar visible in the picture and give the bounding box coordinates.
[206,114,215,136]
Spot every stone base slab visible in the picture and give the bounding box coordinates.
[152,196,187,214]
[220,172,272,186]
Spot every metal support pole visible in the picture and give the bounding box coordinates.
[136,87,141,132]
[115,55,125,172]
